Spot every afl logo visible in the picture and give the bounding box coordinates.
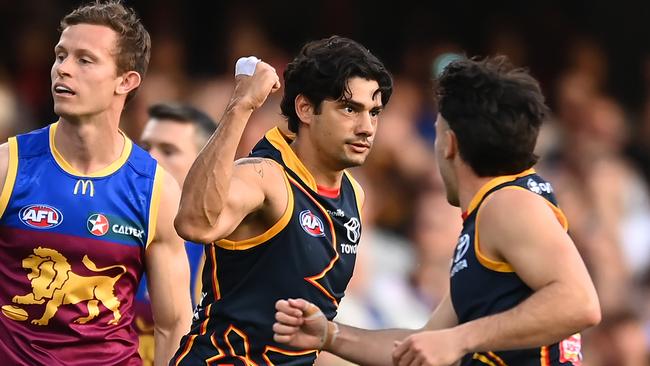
[87,214,110,236]
[19,204,63,229]
[299,210,325,237]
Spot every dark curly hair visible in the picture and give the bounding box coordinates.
[436,56,548,176]
[281,36,393,133]
[60,0,151,103]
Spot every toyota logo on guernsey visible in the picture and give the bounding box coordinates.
[19,204,63,229]
[87,214,110,236]
[299,210,325,237]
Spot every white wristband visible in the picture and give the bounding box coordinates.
[235,56,261,76]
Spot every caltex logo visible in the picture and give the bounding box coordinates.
[87,214,110,236]
[299,210,325,237]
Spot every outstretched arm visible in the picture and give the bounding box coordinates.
[146,170,193,365]
[174,60,281,244]
[273,294,458,366]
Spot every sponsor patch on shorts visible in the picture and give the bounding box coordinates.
[559,333,582,365]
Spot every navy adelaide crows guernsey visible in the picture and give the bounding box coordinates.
[171,127,364,366]
[450,169,583,366]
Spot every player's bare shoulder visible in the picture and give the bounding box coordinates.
[235,157,284,187]
[234,157,287,205]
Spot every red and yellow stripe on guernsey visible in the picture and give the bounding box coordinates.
[472,352,509,366]
[174,335,198,366]
[209,244,221,300]
[540,346,551,366]
[224,325,258,366]
[262,345,318,366]
[174,304,214,365]
[204,333,227,365]
[287,175,339,306]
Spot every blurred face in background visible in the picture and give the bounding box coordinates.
[140,119,201,185]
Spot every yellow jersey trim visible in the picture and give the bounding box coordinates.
[466,168,536,216]
[264,127,318,191]
[216,169,294,250]
[209,245,221,300]
[344,170,364,222]
[472,353,498,366]
[540,346,551,366]
[263,345,319,366]
[225,325,258,366]
[146,165,165,248]
[173,334,197,366]
[205,329,227,363]
[49,122,133,177]
[0,137,18,219]
[474,185,569,272]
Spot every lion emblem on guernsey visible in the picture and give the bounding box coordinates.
[9,247,127,326]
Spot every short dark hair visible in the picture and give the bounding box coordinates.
[436,56,548,177]
[280,36,393,133]
[60,0,151,102]
[147,103,217,146]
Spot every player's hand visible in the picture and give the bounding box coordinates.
[273,298,332,350]
[232,58,281,111]
[392,330,464,366]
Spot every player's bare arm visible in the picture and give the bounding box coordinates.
[174,61,281,244]
[394,188,601,366]
[274,297,438,366]
[0,143,9,197]
[273,292,457,365]
[391,189,600,366]
[457,188,601,348]
[146,169,193,365]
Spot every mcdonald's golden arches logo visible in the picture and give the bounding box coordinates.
[73,180,94,197]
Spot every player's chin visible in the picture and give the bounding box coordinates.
[53,103,76,118]
[342,154,367,168]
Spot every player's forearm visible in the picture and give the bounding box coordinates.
[325,323,416,366]
[152,298,192,365]
[175,101,253,242]
[456,281,601,353]
[154,323,188,366]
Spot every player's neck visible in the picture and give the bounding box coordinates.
[290,136,344,189]
[54,115,125,175]
[456,165,494,213]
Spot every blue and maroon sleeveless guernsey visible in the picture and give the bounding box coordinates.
[450,169,583,366]
[171,127,365,366]
[0,122,164,366]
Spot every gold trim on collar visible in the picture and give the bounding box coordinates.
[264,127,318,191]
[49,122,132,178]
[465,168,536,216]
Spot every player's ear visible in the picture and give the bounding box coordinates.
[295,94,315,126]
[444,129,458,159]
[115,71,141,97]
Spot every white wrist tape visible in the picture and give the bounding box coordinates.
[323,321,339,350]
[235,56,261,76]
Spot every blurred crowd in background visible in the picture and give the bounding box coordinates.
[1,1,649,365]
